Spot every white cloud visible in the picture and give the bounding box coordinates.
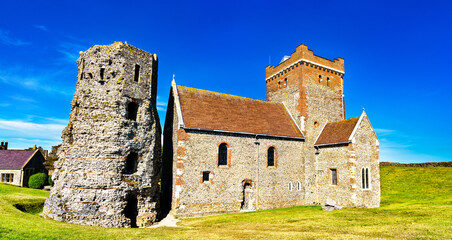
[57,41,88,64]
[0,29,30,46]
[0,118,67,150]
[374,128,395,136]
[34,25,48,31]
[0,65,72,96]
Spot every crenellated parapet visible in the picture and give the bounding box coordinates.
[265,44,344,83]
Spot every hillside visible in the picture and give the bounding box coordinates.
[0,166,450,239]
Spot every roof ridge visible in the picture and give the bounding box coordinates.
[177,85,282,105]
[327,116,360,124]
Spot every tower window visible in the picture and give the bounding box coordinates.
[267,147,275,167]
[318,75,322,83]
[284,78,287,87]
[297,181,301,191]
[100,68,105,80]
[278,81,281,89]
[127,101,138,121]
[288,182,293,191]
[124,152,138,174]
[327,77,330,86]
[134,64,140,82]
[330,169,337,185]
[218,143,228,166]
[202,171,210,182]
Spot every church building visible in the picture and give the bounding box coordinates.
[162,44,380,218]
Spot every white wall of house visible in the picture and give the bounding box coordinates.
[0,169,23,186]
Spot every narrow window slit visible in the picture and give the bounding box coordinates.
[134,64,140,82]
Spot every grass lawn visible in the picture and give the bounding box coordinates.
[0,166,451,239]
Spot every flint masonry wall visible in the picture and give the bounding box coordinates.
[316,116,379,208]
[43,42,161,228]
[266,44,345,204]
[170,128,304,218]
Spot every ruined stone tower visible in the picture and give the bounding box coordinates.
[266,44,346,203]
[43,42,161,228]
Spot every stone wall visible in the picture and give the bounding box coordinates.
[350,115,380,208]
[170,128,304,218]
[316,115,379,208]
[43,42,161,228]
[266,44,346,204]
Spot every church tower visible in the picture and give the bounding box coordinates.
[266,44,345,203]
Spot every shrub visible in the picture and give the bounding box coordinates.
[48,175,53,187]
[28,173,48,189]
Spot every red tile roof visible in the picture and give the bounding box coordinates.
[177,85,304,138]
[0,150,36,170]
[314,117,360,146]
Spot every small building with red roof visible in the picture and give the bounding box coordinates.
[0,147,47,187]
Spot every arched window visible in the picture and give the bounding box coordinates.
[326,77,330,86]
[362,167,370,189]
[267,147,275,167]
[218,143,228,166]
[288,182,293,191]
[318,75,322,83]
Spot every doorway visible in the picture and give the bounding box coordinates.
[124,193,138,228]
[241,179,254,211]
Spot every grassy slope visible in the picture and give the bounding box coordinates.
[0,166,450,240]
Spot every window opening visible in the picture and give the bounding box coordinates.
[1,173,13,183]
[297,181,301,191]
[100,68,105,80]
[284,78,287,87]
[202,171,210,182]
[288,182,293,191]
[326,77,330,86]
[124,193,138,228]
[124,152,138,174]
[314,121,319,127]
[366,168,369,189]
[331,169,337,185]
[218,143,228,166]
[318,75,322,83]
[134,64,140,82]
[267,147,275,167]
[278,81,281,89]
[362,168,370,189]
[127,101,138,121]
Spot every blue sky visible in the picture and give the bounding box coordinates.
[0,0,451,163]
